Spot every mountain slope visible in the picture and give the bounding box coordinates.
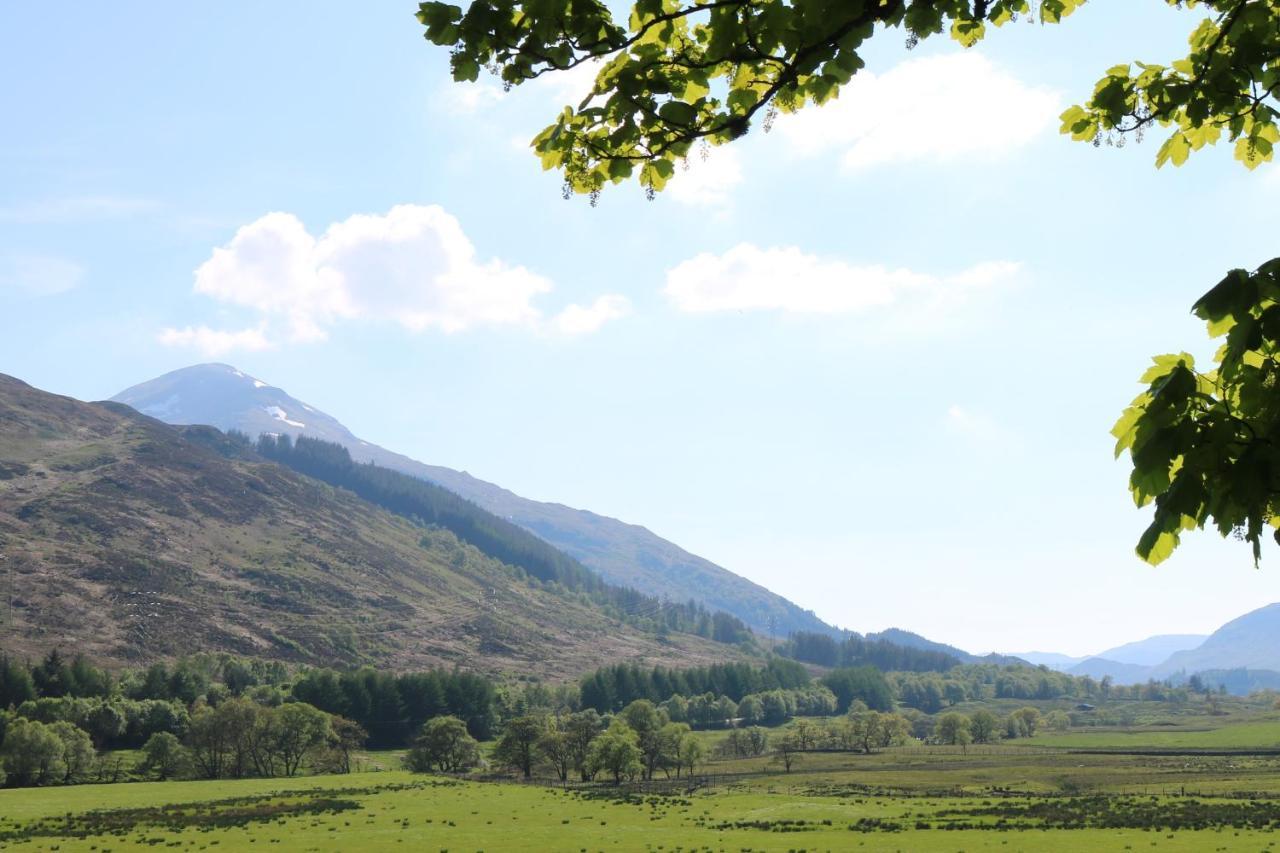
[1066,658,1153,685]
[1004,652,1087,671]
[112,364,838,637]
[1094,634,1207,667]
[1150,603,1280,678]
[0,373,745,679]
[866,628,1026,666]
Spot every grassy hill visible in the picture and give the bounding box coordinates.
[0,373,746,679]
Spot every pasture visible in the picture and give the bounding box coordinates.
[8,708,1280,853]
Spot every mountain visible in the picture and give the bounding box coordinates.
[1066,657,1153,685]
[1093,634,1207,667]
[1005,652,1087,671]
[865,628,1025,666]
[0,373,745,679]
[1179,668,1280,695]
[1150,603,1280,679]
[112,364,839,638]
[1003,635,1206,677]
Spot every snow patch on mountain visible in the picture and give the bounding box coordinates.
[264,405,305,428]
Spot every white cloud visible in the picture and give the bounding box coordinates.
[0,255,83,295]
[183,204,624,347]
[158,325,273,357]
[667,148,744,208]
[439,81,507,115]
[780,53,1059,170]
[552,294,632,336]
[664,242,1019,315]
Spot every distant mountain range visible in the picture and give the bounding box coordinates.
[112,363,840,639]
[1007,612,1280,692]
[1094,634,1210,667]
[0,372,746,677]
[1150,605,1280,679]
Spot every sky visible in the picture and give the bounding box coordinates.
[3,2,1280,658]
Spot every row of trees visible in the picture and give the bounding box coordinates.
[660,685,840,728]
[0,697,366,787]
[933,707,1070,748]
[493,701,706,782]
[290,666,498,746]
[1,651,290,710]
[404,701,708,784]
[578,659,811,711]
[10,696,188,750]
[889,664,1213,712]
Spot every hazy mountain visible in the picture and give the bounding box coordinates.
[0,373,743,678]
[113,363,839,638]
[1094,634,1207,667]
[1005,652,1088,671]
[1150,603,1280,679]
[1001,634,1207,678]
[1067,657,1153,685]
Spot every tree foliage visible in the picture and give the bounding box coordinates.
[1116,261,1280,564]
[405,715,481,773]
[579,658,809,711]
[419,0,1279,198]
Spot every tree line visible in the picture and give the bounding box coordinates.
[888,664,1213,712]
[779,631,961,673]
[248,433,753,645]
[4,647,1230,788]
[578,659,811,711]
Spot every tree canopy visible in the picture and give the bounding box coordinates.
[418,0,1277,198]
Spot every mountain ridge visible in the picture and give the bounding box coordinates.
[112,363,841,639]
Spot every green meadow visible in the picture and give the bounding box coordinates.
[9,706,1280,853]
[5,769,1280,852]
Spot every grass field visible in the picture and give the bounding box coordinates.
[5,769,1280,852]
[8,704,1280,851]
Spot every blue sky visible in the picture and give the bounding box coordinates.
[4,2,1280,656]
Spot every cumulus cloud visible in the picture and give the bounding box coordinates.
[0,255,84,296]
[165,204,625,352]
[158,325,273,357]
[780,53,1059,170]
[664,243,1019,316]
[667,148,744,208]
[552,295,633,336]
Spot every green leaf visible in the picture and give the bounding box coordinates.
[657,101,698,126]
[1156,131,1191,168]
